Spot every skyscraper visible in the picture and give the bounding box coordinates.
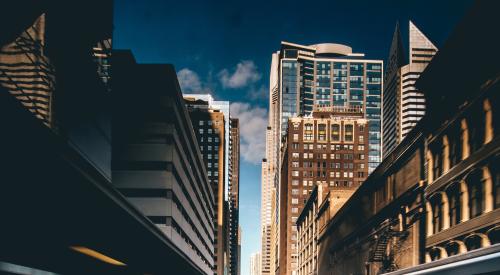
[184,95,228,275]
[262,42,383,274]
[383,21,438,156]
[229,118,241,275]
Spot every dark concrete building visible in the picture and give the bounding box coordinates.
[112,51,216,275]
[317,2,500,274]
[0,2,215,275]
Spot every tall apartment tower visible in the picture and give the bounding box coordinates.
[278,108,369,275]
[112,51,215,274]
[383,21,437,156]
[184,96,228,275]
[229,118,241,275]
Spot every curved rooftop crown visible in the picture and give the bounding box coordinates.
[309,43,352,56]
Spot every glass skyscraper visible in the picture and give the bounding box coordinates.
[277,42,383,172]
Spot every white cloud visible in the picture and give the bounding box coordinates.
[247,84,268,101]
[177,68,212,94]
[230,102,267,164]
[219,60,261,89]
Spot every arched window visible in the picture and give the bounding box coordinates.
[446,242,460,256]
[429,247,444,261]
[447,183,462,226]
[449,125,462,167]
[433,150,441,180]
[470,107,485,153]
[488,227,500,245]
[467,170,484,219]
[431,196,443,234]
[465,235,483,251]
[484,99,493,144]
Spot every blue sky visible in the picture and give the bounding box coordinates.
[113,1,472,274]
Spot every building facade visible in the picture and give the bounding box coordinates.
[250,252,262,275]
[383,21,438,157]
[229,118,241,275]
[296,184,355,275]
[278,108,369,275]
[317,2,500,274]
[112,51,215,275]
[184,96,228,275]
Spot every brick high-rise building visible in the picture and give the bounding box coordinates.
[278,107,369,275]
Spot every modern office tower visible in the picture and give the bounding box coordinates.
[277,108,369,275]
[184,96,228,275]
[271,42,383,172]
[383,21,437,156]
[261,52,281,274]
[229,118,241,275]
[112,51,215,275]
[250,252,262,275]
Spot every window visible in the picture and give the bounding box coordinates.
[292,198,299,204]
[292,170,299,177]
[432,196,443,234]
[208,121,212,126]
[292,189,299,195]
[208,137,212,142]
[292,161,299,168]
[208,128,212,134]
[292,143,299,149]
[199,121,204,126]
[447,183,462,226]
[358,145,364,151]
[318,124,326,141]
[292,152,300,158]
[199,129,204,134]
[293,134,299,141]
[359,135,364,143]
[331,124,340,141]
[345,124,354,142]
[292,180,299,186]
[292,207,298,213]
[468,171,484,218]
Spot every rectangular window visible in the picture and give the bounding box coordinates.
[292,152,300,158]
[292,198,299,204]
[345,124,354,142]
[292,170,299,177]
[331,124,340,141]
[318,124,327,141]
[292,180,299,186]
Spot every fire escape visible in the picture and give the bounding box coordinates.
[368,218,409,274]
